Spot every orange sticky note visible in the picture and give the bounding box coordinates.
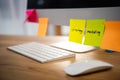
[100,21,120,52]
[37,18,48,36]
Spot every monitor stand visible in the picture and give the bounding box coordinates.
[50,41,97,53]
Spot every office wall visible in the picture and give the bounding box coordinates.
[0,0,27,35]
[37,7,120,25]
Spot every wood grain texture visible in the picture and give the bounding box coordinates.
[0,35,120,80]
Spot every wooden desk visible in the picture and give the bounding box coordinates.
[0,35,120,80]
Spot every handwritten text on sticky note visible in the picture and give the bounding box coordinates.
[69,19,86,44]
[84,19,105,46]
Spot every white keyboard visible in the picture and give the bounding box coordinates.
[8,42,75,63]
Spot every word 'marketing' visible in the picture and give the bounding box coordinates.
[87,30,100,36]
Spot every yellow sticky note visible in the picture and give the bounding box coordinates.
[69,19,86,44]
[84,19,105,47]
[37,18,48,36]
[100,21,120,52]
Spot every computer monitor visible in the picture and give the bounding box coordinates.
[27,0,120,25]
[27,0,120,9]
[26,0,120,52]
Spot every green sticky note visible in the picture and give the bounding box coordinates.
[84,19,105,47]
[69,19,86,44]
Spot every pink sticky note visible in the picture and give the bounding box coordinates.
[26,9,38,22]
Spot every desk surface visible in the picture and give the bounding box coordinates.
[0,35,120,80]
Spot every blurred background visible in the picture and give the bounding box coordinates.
[0,0,120,36]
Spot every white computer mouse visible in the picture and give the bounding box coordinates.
[64,60,113,76]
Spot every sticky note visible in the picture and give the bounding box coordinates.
[25,9,38,23]
[84,19,105,46]
[100,21,120,52]
[37,18,48,36]
[69,19,86,44]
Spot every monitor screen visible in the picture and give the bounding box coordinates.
[27,0,120,9]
